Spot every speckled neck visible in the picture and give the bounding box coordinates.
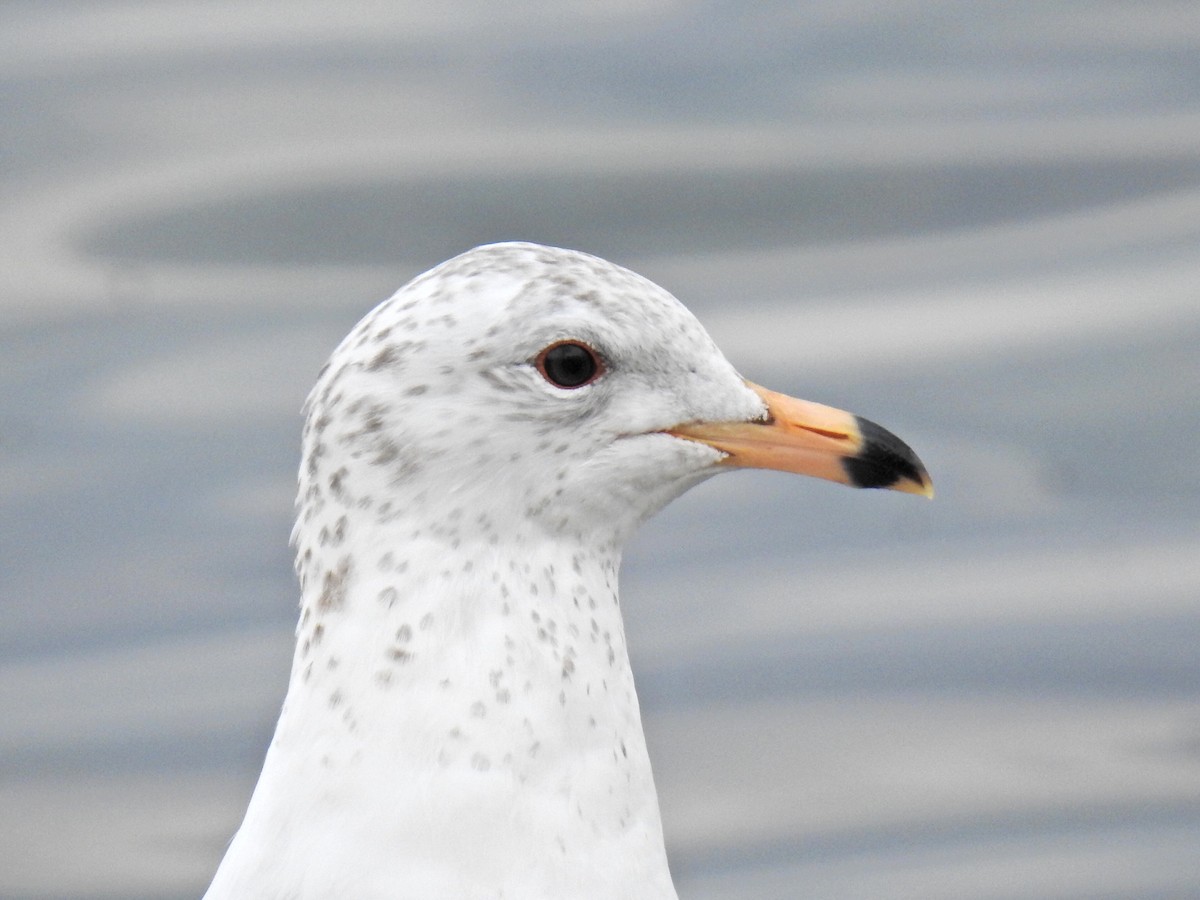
[211,501,678,898]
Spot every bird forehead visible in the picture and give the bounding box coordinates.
[358,242,711,367]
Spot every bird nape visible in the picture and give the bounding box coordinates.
[204,242,931,900]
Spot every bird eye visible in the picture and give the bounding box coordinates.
[535,341,603,389]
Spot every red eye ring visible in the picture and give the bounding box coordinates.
[535,340,605,389]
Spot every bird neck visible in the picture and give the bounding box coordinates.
[215,515,677,899]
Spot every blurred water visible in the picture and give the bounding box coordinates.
[1,2,1198,898]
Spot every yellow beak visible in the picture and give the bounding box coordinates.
[667,381,933,497]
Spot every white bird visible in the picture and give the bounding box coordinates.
[204,242,931,900]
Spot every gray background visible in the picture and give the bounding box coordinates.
[2,2,1198,898]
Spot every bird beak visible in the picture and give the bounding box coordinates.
[666,381,933,497]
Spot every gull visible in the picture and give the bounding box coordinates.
[204,242,931,899]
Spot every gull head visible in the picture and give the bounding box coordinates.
[296,242,930,560]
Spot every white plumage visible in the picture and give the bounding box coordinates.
[205,242,929,899]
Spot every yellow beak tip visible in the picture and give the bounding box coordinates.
[889,475,934,499]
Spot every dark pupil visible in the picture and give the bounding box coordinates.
[544,343,596,387]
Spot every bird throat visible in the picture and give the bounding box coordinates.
[225,510,679,897]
